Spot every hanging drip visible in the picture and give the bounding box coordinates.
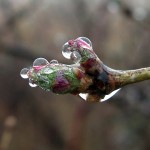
[29,79,37,87]
[62,42,72,59]
[20,68,29,79]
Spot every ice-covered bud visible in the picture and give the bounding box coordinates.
[20,58,92,93]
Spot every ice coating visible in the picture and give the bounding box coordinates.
[100,89,121,102]
[62,37,93,60]
[70,51,81,64]
[20,58,51,88]
[20,57,92,93]
[79,89,121,102]
[20,37,127,102]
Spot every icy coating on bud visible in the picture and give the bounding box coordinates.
[71,51,81,64]
[21,37,131,102]
[62,37,93,60]
[20,57,92,94]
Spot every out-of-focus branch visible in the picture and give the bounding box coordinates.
[0,43,35,61]
[0,42,53,61]
[0,0,51,61]
[66,102,90,150]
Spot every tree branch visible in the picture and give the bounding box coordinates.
[117,67,150,87]
[20,37,150,102]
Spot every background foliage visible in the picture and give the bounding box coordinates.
[0,0,150,150]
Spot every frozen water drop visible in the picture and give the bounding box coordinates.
[50,59,58,64]
[77,37,92,48]
[101,89,121,102]
[43,68,53,74]
[79,89,121,102]
[29,82,37,87]
[20,68,29,79]
[62,42,72,59]
[29,79,37,87]
[79,93,88,101]
[33,58,49,67]
[71,51,81,64]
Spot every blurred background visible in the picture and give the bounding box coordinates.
[0,0,150,150]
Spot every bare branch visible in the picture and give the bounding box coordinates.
[20,37,150,102]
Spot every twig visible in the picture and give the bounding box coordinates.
[20,37,150,102]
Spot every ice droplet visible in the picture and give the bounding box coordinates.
[79,93,88,100]
[101,89,121,102]
[33,58,49,67]
[71,51,81,64]
[77,37,92,48]
[29,79,37,87]
[20,68,29,79]
[50,59,58,64]
[62,42,72,59]
[79,89,121,102]
[43,68,53,74]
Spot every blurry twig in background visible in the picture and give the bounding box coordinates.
[0,42,36,61]
[0,0,53,62]
[66,102,91,150]
[0,116,17,150]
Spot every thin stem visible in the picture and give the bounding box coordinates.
[118,67,150,87]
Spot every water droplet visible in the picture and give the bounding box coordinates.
[79,93,88,100]
[43,68,53,74]
[77,37,92,48]
[33,58,49,67]
[71,51,81,63]
[79,89,121,102]
[50,59,58,64]
[62,42,72,59]
[29,79,37,87]
[101,88,121,102]
[20,68,29,79]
